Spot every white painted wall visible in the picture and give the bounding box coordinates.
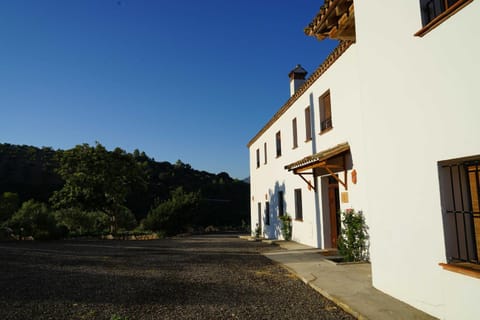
[249,1,479,318]
[354,1,480,318]
[249,44,369,248]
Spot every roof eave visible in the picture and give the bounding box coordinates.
[246,41,353,148]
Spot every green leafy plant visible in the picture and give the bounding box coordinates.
[241,219,250,233]
[338,209,369,262]
[254,223,261,238]
[143,187,200,235]
[54,208,109,235]
[7,200,66,240]
[50,143,146,234]
[279,214,292,241]
[110,314,129,320]
[0,192,19,223]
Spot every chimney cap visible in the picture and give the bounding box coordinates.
[288,64,308,80]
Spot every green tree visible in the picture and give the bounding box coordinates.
[50,143,146,233]
[144,187,200,235]
[114,206,137,231]
[0,192,20,223]
[7,199,65,240]
[54,208,109,235]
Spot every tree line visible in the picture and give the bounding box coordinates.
[0,143,249,239]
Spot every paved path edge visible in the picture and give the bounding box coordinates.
[265,256,366,320]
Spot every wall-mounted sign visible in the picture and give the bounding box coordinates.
[341,192,349,203]
[352,169,357,184]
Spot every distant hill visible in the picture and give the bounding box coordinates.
[0,144,63,203]
[0,143,249,227]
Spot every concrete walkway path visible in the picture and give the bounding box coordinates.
[261,240,437,320]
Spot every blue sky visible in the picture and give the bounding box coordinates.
[0,0,337,179]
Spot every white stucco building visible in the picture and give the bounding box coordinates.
[248,1,480,319]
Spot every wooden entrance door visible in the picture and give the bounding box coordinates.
[328,177,340,248]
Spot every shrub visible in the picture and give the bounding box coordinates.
[7,200,66,240]
[0,192,20,223]
[0,226,15,240]
[253,223,261,238]
[144,187,200,235]
[279,214,292,240]
[55,208,109,235]
[114,206,137,232]
[241,219,250,233]
[205,225,219,233]
[338,209,369,262]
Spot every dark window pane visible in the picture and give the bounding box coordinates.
[320,91,332,132]
[295,189,303,220]
[276,131,282,157]
[264,143,267,164]
[292,118,298,148]
[438,157,480,264]
[278,191,284,216]
[265,201,270,225]
[305,107,312,141]
[420,0,462,26]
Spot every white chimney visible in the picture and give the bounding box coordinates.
[288,64,308,97]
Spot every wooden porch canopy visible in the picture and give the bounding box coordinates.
[304,0,356,42]
[284,142,350,191]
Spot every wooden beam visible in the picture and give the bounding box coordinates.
[294,162,343,174]
[326,164,343,169]
[335,2,350,16]
[337,21,354,34]
[294,161,327,173]
[338,33,356,41]
[338,12,350,26]
[324,166,347,190]
[329,26,339,38]
[298,173,316,192]
[325,16,338,28]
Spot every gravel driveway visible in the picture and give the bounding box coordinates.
[0,234,354,320]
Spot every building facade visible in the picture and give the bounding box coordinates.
[248,1,480,319]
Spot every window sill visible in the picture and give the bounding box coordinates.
[292,146,298,150]
[439,262,480,279]
[305,139,312,143]
[276,155,282,159]
[295,218,303,222]
[415,0,473,37]
[319,127,333,135]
